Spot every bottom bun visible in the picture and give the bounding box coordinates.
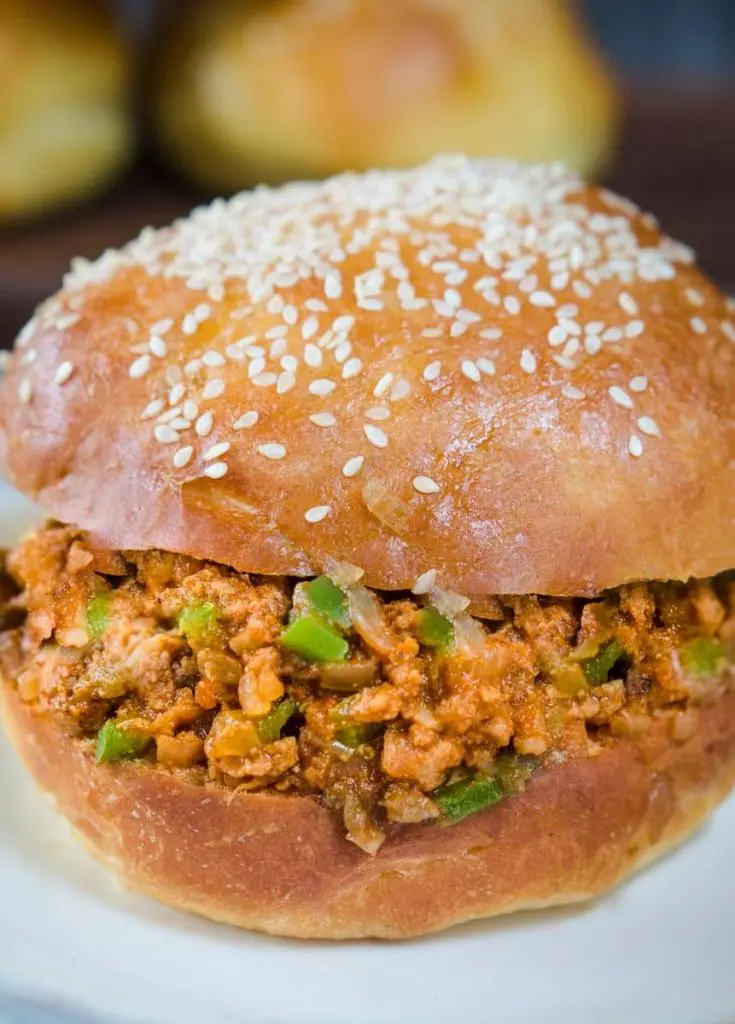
[2,685,735,940]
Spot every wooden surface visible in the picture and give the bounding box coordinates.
[0,85,733,348]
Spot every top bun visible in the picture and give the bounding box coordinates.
[2,156,735,597]
[152,0,616,190]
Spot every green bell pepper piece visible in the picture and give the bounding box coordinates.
[256,697,298,744]
[434,774,503,823]
[304,576,349,627]
[280,612,349,663]
[95,719,151,764]
[416,607,454,649]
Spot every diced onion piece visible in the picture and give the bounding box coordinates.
[325,559,365,590]
[346,584,394,655]
[430,586,470,619]
[452,613,487,654]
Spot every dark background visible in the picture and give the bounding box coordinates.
[584,0,735,72]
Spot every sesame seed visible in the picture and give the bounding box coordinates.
[129,354,151,379]
[637,416,661,437]
[305,298,328,313]
[450,320,469,338]
[281,354,298,372]
[342,456,364,477]
[195,412,213,436]
[154,425,179,444]
[258,443,286,460]
[625,320,645,338]
[412,569,437,595]
[373,372,394,397]
[461,359,481,382]
[194,302,211,321]
[141,399,164,419]
[202,379,225,400]
[342,357,362,379]
[183,400,199,420]
[173,446,193,468]
[562,385,584,400]
[602,327,623,342]
[557,303,579,319]
[234,411,259,430]
[282,304,298,325]
[169,383,185,405]
[169,417,191,431]
[390,379,411,401]
[203,350,226,367]
[304,343,322,367]
[54,361,74,386]
[413,476,440,494]
[182,313,198,335]
[722,321,735,344]
[364,424,388,448]
[503,296,521,315]
[479,328,502,341]
[310,412,337,427]
[685,287,704,306]
[277,371,296,394]
[253,372,278,388]
[423,361,441,381]
[477,357,495,375]
[333,315,355,333]
[629,375,648,392]
[203,442,231,462]
[18,378,33,403]
[309,378,336,396]
[248,358,266,379]
[300,316,318,340]
[185,359,202,377]
[530,290,556,308]
[609,385,633,409]
[324,273,342,299]
[422,327,443,339]
[584,335,602,355]
[619,292,638,316]
[520,349,537,374]
[690,316,707,335]
[151,318,173,334]
[365,406,390,421]
[204,462,228,479]
[334,341,352,363]
[548,325,567,346]
[149,336,167,358]
[628,435,643,457]
[305,505,331,524]
[266,325,288,341]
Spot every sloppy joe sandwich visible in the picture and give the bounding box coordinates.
[1,156,734,939]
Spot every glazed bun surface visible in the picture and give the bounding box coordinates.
[0,0,132,222]
[2,156,735,597]
[152,0,617,191]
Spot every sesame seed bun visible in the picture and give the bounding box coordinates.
[150,0,617,190]
[0,0,133,223]
[3,682,734,939]
[2,157,735,596]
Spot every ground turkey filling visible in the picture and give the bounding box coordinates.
[0,524,732,853]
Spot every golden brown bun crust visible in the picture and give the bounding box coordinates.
[2,160,735,596]
[3,683,735,939]
[0,0,132,222]
[151,0,617,189]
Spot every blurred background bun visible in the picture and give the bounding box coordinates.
[151,0,618,192]
[0,0,132,223]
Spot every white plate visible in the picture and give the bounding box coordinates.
[1,479,734,1024]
